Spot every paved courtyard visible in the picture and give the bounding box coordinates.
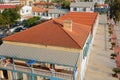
[85,14,117,80]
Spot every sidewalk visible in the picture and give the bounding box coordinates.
[84,14,117,80]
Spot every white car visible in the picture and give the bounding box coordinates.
[10,26,24,33]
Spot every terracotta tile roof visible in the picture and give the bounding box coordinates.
[3,12,98,49]
[58,12,98,26]
[98,4,108,7]
[32,6,48,12]
[0,5,16,9]
[114,47,120,54]
[33,1,53,5]
[116,56,120,68]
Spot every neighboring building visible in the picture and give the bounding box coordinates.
[97,4,108,8]
[20,5,32,19]
[10,0,20,5]
[48,9,69,18]
[0,12,99,80]
[20,0,35,6]
[0,0,10,3]
[0,5,16,13]
[0,0,20,5]
[20,0,53,6]
[70,2,94,12]
[32,6,48,17]
[33,1,54,9]
[94,4,108,14]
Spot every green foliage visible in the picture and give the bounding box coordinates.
[108,30,113,34]
[85,0,89,2]
[112,68,120,74]
[0,13,6,27]
[111,53,117,57]
[94,2,98,8]
[109,0,120,22]
[23,16,40,27]
[61,1,70,9]
[0,6,20,28]
[105,0,110,4]
[52,0,59,3]
[111,42,116,46]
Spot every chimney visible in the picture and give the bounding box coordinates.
[63,20,72,31]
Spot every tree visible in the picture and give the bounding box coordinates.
[23,16,40,28]
[0,6,21,29]
[61,1,70,9]
[94,2,98,8]
[109,0,120,23]
[0,13,6,27]
[85,0,89,2]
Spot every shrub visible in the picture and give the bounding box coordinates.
[112,68,120,74]
[109,30,113,34]
[111,42,116,46]
[111,53,117,57]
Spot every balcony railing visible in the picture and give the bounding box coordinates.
[54,71,73,80]
[0,63,13,70]
[0,63,74,80]
[15,65,31,73]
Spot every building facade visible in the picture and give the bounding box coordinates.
[0,12,99,80]
[70,2,94,12]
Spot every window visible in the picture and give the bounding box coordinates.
[22,10,24,13]
[42,13,45,16]
[38,13,40,15]
[73,7,77,11]
[83,8,86,11]
[26,10,28,12]
[33,12,35,15]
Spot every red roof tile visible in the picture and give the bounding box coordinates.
[58,12,98,26]
[32,6,48,12]
[3,12,98,49]
[114,47,120,54]
[34,1,53,5]
[116,56,120,68]
[0,5,16,9]
[98,4,108,7]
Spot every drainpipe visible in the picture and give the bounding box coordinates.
[51,64,55,80]
[12,57,16,80]
[73,68,76,80]
[31,65,34,80]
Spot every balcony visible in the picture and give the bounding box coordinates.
[0,61,74,80]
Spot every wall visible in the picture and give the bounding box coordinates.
[70,7,93,12]
[20,5,32,17]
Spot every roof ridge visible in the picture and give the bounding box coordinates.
[53,19,82,49]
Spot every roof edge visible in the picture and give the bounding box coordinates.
[3,41,81,53]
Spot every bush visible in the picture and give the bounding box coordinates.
[109,30,113,34]
[111,53,117,57]
[112,68,120,74]
[111,42,116,46]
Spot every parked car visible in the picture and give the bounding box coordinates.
[10,27,24,33]
[0,34,4,39]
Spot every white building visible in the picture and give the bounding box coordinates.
[48,9,69,18]
[0,0,10,3]
[70,2,94,12]
[20,5,32,20]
